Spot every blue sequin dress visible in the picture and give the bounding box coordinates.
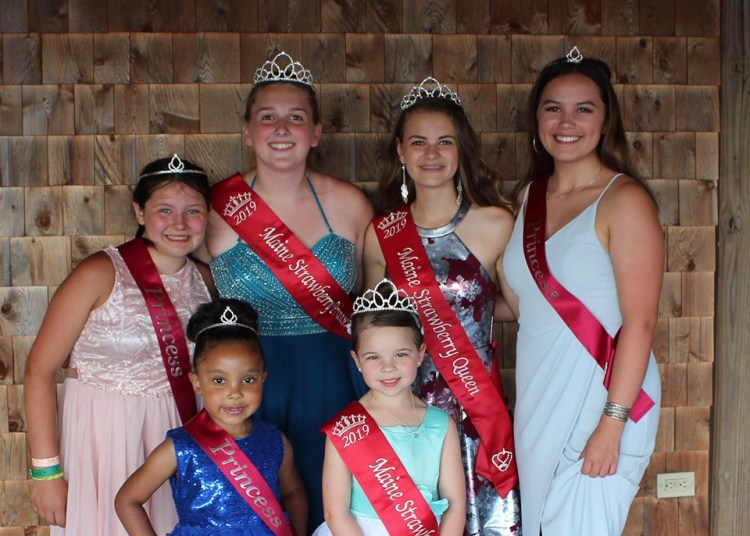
[210,178,366,532]
[167,419,284,535]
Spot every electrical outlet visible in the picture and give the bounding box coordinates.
[656,472,695,498]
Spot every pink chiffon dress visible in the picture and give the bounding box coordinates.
[53,246,211,535]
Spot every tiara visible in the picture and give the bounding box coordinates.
[139,154,207,180]
[195,306,257,339]
[352,279,419,318]
[566,46,583,63]
[400,77,462,110]
[254,51,314,89]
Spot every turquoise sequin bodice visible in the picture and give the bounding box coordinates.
[210,234,356,336]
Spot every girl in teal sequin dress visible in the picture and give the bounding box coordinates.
[116,299,307,536]
[204,52,373,532]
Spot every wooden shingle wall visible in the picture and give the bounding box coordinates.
[0,1,719,534]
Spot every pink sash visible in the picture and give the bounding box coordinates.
[118,238,197,423]
[374,208,518,498]
[212,174,352,339]
[322,401,440,535]
[522,178,654,422]
[183,410,294,536]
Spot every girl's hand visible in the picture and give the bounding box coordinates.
[579,416,625,477]
[31,477,68,526]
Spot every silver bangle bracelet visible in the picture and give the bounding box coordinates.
[603,401,630,422]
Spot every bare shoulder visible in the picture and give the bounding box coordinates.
[467,204,515,239]
[600,175,658,217]
[55,250,115,307]
[311,172,374,225]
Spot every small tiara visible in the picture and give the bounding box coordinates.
[254,51,314,89]
[566,46,583,63]
[195,306,257,340]
[350,279,422,335]
[400,77,462,111]
[139,154,207,180]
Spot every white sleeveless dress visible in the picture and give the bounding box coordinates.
[503,175,661,535]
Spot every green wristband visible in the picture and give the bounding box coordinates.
[29,465,62,479]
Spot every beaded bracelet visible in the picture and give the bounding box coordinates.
[603,401,630,422]
[31,455,60,468]
[29,465,62,479]
[30,471,65,482]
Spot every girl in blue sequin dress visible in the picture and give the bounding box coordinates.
[116,299,307,536]
[204,52,373,531]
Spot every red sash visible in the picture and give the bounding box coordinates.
[183,410,294,536]
[118,238,197,423]
[374,209,518,498]
[212,174,352,339]
[522,178,655,422]
[322,401,440,535]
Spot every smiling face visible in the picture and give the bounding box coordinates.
[133,181,208,266]
[536,73,607,166]
[189,340,266,438]
[352,326,425,397]
[242,83,321,172]
[397,111,459,193]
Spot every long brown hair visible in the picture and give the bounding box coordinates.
[379,97,511,214]
[515,54,654,202]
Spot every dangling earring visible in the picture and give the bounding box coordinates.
[400,164,409,204]
[533,137,542,154]
[456,179,463,206]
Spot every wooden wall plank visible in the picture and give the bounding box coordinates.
[345,34,385,83]
[69,0,108,32]
[9,137,48,188]
[42,34,93,84]
[114,84,149,134]
[638,0,674,36]
[0,287,48,337]
[199,84,246,134]
[130,33,174,84]
[321,0,367,32]
[48,135,96,186]
[320,84,370,133]
[675,0,720,37]
[2,34,41,85]
[650,178,678,226]
[675,406,710,451]
[457,0,491,34]
[563,35,616,67]
[686,362,713,407]
[616,36,653,83]
[183,133,243,182]
[195,0,258,32]
[510,35,563,83]
[433,35,478,83]
[547,0,602,35]
[687,37,720,85]
[480,133,516,182]
[0,189,23,238]
[24,187,63,236]
[302,33,347,83]
[669,317,714,364]
[659,271,681,318]
[660,362,687,408]
[384,34,432,83]
[94,134,136,185]
[94,33,131,84]
[366,0,403,33]
[0,239,9,287]
[490,0,548,34]
[108,0,196,32]
[103,186,136,236]
[28,0,67,33]
[654,132,695,180]
[666,226,715,273]
[678,179,717,226]
[0,480,35,526]
[622,85,675,132]
[63,186,105,235]
[134,134,185,171]
[626,131,653,179]
[149,84,200,134]
[173,33,241,84]
[0,0,28,33]
[74,84,115,135]
[495,84,529,132]
[459,84,497,133]
[312,133,352,181]
[477,35,511,84]
[602,0,638,36]
[404,0,456,33]
[0,87,22,136]
[653,37,687,84]
[353,132,389,183]
[675,86,720,132]
[22,84,75,136]
[654,409,674,453]
[695,132,718,182]
[0,342,10,387]
[680,272,714,317]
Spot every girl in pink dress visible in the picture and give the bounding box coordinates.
[24,155,214,535]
